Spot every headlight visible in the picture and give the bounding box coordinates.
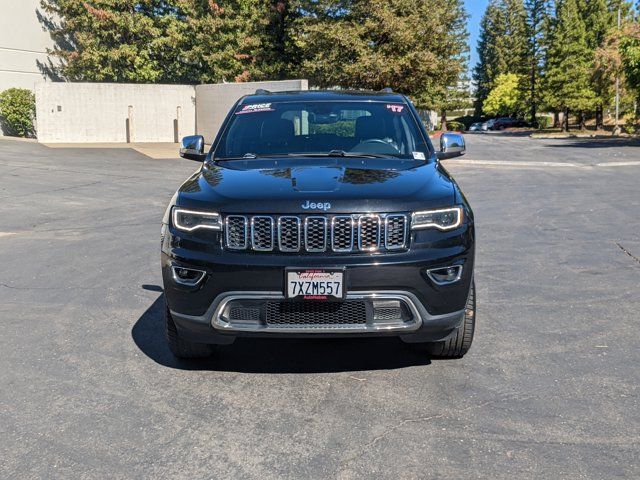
[172,207,221,232]
[411,207,463,231]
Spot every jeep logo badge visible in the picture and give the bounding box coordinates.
[301,200,331,211]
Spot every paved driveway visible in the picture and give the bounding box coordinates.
[1,135,638,478]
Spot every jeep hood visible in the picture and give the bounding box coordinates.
[176,157,455,213]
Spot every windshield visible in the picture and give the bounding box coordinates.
[213,100,430,160]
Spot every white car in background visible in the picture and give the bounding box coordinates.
[481,119,495,131]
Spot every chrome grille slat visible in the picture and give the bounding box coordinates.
[224,213,408,252]
[305,216,327,252]
[278,216,301,252]
[225,215,248,249]
[358,215,381,251]
[384,214,407,250]
[251,216,274,251]
[331,215,354,252]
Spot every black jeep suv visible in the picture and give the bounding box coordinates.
[161,90,475,359]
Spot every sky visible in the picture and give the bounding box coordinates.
[464,0,489,75]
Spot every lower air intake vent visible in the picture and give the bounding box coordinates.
[266,301,367,325]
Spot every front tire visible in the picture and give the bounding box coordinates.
[418,282,476,359]
[165,305,215,359]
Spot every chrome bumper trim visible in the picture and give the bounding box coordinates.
[213,292,421,333]
[171,290,463,335]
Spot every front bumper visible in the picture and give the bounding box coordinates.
[161,219,474,344]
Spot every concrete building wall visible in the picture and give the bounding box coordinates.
[0,0,57,92]
[35,83,196,143]
[196,79,308,141]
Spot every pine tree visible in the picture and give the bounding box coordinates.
[473,0,529,115]
[523,0,552,124]
[543,0,597,131]
[578,0,615,129]
[298,0,469,118]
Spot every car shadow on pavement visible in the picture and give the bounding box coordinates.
[131,293,432,373]
[474,130,534,137]
[543,138,640,148]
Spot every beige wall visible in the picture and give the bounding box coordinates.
[35,80,309,143]
[0,0,57,92]
[196,79,309,141]
[36,83,196,143]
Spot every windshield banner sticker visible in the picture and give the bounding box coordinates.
[386,104,405,113]
[236,103,275,114]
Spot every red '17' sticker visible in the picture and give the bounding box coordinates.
[386,104,405,113]
[236,103,274,114]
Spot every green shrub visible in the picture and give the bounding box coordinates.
[446,121,465,131]
[0,88,36,137]
[536,115,551,130]
[623,117,637,135]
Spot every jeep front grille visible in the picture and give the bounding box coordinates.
[223,213,408,253]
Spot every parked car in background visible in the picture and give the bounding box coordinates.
[490,117,527,130]
[481,119,495,131]
[469,122,483,132]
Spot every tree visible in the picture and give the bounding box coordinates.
[523,0,552,124]
[473,0,528,114]
[578,0,614,129]
[620,22,640,96]
[40,0,470,108]
[40,1,181,83]
[40,0,298,84]
[483,73,524,116]
[594,3,638,128]
[173,0,266,83]
[543,0,596,131]
[297,0,469,122]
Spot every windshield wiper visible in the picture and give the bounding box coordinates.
[287,151,392,159]
[215,151,394,161]
[215,153,275,161]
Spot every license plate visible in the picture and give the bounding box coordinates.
[286,269,345,301]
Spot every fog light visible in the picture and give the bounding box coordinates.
[426,265,462,285]
[171,266,206,286]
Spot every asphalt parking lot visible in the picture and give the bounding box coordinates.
[1,134,639,479]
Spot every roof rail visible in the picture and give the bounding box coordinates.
[380,87,393,93]
[255,88,271,95]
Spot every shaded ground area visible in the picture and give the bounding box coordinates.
[0,136,638,478]
[465,132,640,165]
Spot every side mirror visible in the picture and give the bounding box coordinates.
[179,135,206,161]
[437,132,466,160]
